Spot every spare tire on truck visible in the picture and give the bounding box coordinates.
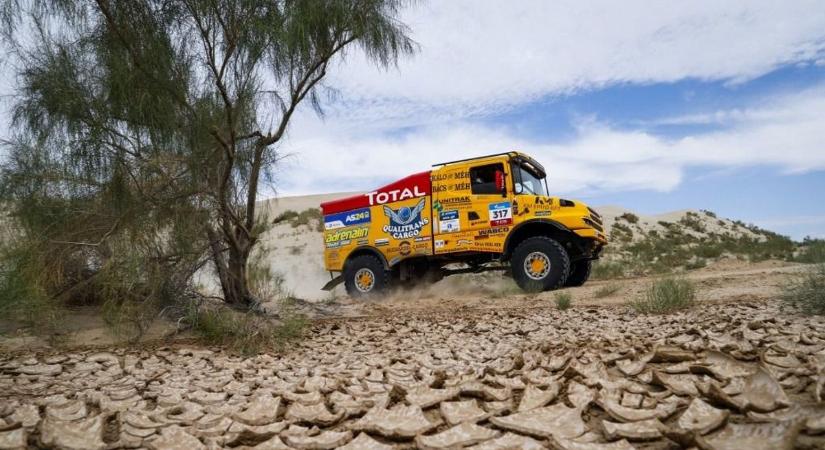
[343,254,390,298]
[511,236,570,292]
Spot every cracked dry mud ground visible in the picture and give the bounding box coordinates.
[3,299,825,449]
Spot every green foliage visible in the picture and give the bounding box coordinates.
[702,210,717,218]
[630,277,696,314]
[0,237,60,334]
[618,213,639,224]
[782,264,825,315]
[1,0,414,310]
[796,238,825,264]
[591,260,625,280]
[554,291,572,310]
[593,283,621,298]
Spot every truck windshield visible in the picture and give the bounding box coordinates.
[512,161,548,196]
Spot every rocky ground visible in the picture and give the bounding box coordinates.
[3,284,825,449]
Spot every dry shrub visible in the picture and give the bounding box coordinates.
[783,264,825,315]
[555,291,572,310]
[594,283,621,298]
[631,277,695,314]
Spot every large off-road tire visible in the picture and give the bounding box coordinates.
[565,260,592,287]
[344,255,390,298]
[511,236,570,292]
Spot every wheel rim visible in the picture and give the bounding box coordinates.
[354,268,376,292]
[524,251,551,280]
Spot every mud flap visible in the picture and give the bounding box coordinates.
[321,274,344,291]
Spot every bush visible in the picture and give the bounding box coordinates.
[618,213,639,224]
[684,258,707,270]
[796,239,825,264]
[782,264,825,315]
[188,306,306,354]
[594,283,621,298]
[555,292,572,310]
[292,208,323,228]
[630,277,696,314]
[273,210,299,224]
[591,261,625,280]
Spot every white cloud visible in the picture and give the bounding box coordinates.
[276,83,825,197]
[323,0,825,125]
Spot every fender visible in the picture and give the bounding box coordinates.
[502,218,574,258]
[344,245,391,270]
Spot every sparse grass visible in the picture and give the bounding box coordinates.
[782,264,825,315]
[594,283,621,298]
[189,306,307,354]
[591,260,625,280]
[555,291,572,310]
[630,277,696,314]
[618,213,639,224]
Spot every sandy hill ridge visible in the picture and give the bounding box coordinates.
[244,193,774,301]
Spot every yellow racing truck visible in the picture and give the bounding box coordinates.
[320,152,607,297]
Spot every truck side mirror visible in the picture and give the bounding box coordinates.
[495,170,505,195]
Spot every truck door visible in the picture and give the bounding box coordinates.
[432,159,513,254]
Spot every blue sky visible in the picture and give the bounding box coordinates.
[2,1,825,239]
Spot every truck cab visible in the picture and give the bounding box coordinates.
[320,152,607,296]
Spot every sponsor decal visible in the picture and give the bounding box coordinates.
[366,186,427,206]
[434,239,446,249]
[457,239,473,246]
[475,226,510,240]
[452,182,471,191]
[489,201,513,226]
[399,241,411,256]
[433,196,472,212]
[324,207,371,230]
[325,227,368,248]
[535,210,552,217]
[375,238,390,247]
[356,239,369,246]
[414,236,430,242]
[438,210,460,233]
[383,198,430,239]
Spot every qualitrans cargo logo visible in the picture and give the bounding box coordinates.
[382,198,429,239]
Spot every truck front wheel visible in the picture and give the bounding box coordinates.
[344,255,390,298]
[565,260,592,287]
[511,236,570,292]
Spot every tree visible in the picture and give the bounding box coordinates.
[0,0,414,310]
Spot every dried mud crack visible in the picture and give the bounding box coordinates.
[2,299,825,449]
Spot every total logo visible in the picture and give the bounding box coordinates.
[366,186,427,205]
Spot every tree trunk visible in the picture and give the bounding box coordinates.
[207,225,254,309]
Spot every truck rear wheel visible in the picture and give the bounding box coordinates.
[511,236,570,292]
[344,255,389,298]
[565,260,592,287]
